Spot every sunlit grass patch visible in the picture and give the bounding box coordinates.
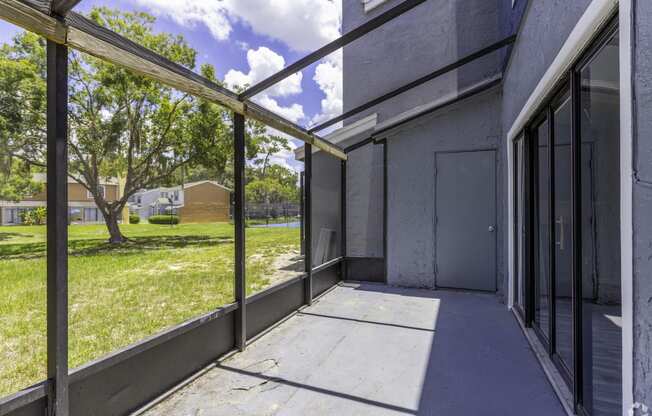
[0,222,300,397]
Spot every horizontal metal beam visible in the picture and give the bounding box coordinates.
[239,0,428,100]
[0,0,347,160]
[372,76,503,139]
[310,34,516,133]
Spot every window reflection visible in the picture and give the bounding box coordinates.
[580,31,621,416]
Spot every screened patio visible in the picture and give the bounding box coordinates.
[0,1,568,415]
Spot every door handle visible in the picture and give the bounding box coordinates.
[556,216,565,251]
[488,225,495,232]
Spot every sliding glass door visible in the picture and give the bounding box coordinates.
[513,18,621,416]
[578,28,621,416]
[551,92,574,379]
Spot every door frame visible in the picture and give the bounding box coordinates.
[433,148,498,292]
[507,13,625,415]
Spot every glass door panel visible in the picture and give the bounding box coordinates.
[579,30,621,416]
[516,138,526,311]
[534,119,550,341]
[552,94,574,377]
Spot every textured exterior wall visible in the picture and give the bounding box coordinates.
[633,0,652,406]
[343,0,503,125]
[311,151,342,265]
[385,89,503,292]
[341,0,510,290]
[501,0,593,132]
[179,182,230,223]
[344,141,384,258]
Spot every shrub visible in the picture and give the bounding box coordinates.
[148,215,179,225]
[21,207,47,225]
[129,213,140,224]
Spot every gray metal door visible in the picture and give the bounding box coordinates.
[435,150,496,291]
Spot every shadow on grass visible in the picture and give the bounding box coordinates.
[0,232,29,242]
[279,256,305,273]
[0,235,234,260]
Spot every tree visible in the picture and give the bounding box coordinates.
[246,164,300,205]
[0,8,295,242]
[1,9,232,242]
[0,32,46,201]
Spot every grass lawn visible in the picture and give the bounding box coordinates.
[0,222,300,398]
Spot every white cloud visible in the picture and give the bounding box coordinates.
[133,0,232,41]
[256,96,305,124]
[224,47,305,124]
[133,0,341,52]
[224,47,302,97]
[310,51,343,129]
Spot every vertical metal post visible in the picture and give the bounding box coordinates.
[548,105,557,353]
[524,128,535,327]
[570,68,584,412]
[300,171,305,256]
[233,112,246,351]
[382,140,388,283]
[341,159,347,280]
[46,40,69,416]
[304,144,312,305]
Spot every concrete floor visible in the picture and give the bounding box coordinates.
[143,283,566,416]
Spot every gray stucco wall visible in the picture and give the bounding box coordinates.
[341,0,511,290]
[311,151,342,266]
[344,142,384,258]
[384,88,504,294]
[343,0,504,125]
[633,0,652,407]
[501,0,592,131]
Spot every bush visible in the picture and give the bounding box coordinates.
[129,213,140,224]
[21,207,47,225]
[148,215,179,225]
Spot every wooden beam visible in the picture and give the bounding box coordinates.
[0,0,347,160]
[65,12,245,113]
[0,0,66,43]
[244,102,347,160]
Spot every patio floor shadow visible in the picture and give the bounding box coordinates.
[142,282,566,416]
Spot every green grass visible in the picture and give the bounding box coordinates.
[0,222,300,397]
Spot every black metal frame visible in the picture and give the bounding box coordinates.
[233,113,247,352]
[512,15,619,415]
[50,0,82,16]
[310,35,516,133]
[0,0,573,414]
[304,144,313,306]
[46,40,70,416]
[239,0,428,100]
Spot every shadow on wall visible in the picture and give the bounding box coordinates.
[455,0,504,91]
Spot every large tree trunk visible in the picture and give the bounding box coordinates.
[104,210,125,244]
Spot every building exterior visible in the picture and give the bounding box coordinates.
[301,0,650,414]
[0,173,121,225]
[129,180,231,223]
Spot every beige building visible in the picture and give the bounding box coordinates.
[0,173,122,225]
[129,180,231,223]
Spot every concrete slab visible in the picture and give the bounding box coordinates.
[142,283,565,416]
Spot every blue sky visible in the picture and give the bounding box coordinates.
[0,0,344,170]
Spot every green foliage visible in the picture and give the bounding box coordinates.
[129,213,140,224]
[0,7,294,242]
[20,207,46,226]
[0,31,46,201]
[148,215,179,225]
[245,163,300,204]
